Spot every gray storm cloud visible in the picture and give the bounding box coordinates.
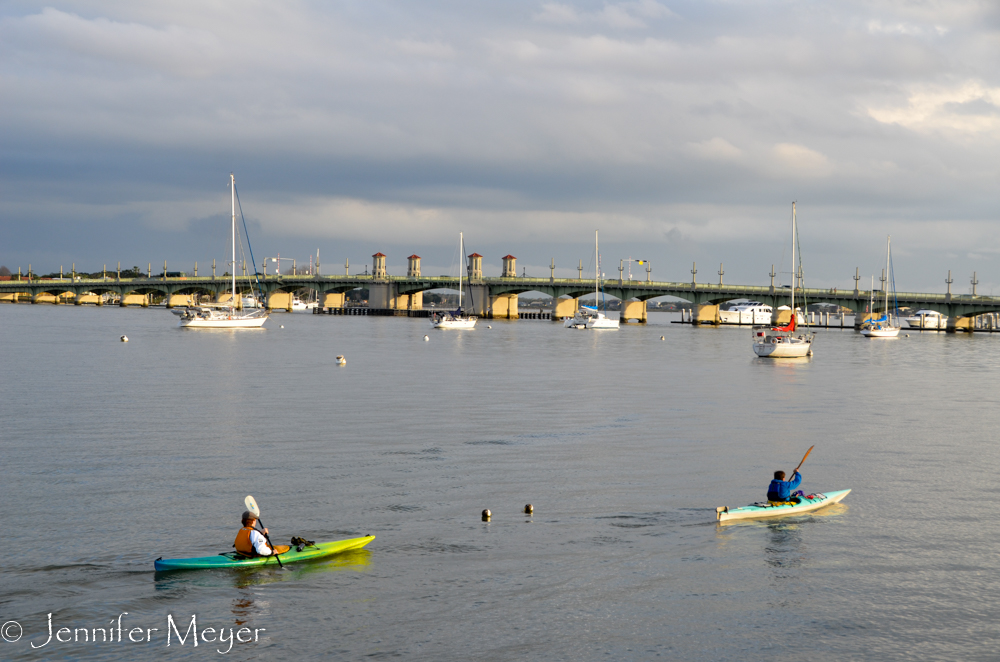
[1,1,999,290]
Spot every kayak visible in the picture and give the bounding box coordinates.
[715,489,850,523]
[154,535,374,571]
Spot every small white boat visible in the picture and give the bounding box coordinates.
[752,204,815,358]
[290,297,317,312]
[431,232,477,330]
[563,230,619,330]
[179,173,267,330]
[905,310,947,329]
[716,489,851,523]
[860,237,901,338]
[718,301,773,325]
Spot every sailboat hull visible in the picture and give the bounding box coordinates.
[752,337,813,357]
[860,326,900,337]
[179,315,267,328]
[431,317,477,329]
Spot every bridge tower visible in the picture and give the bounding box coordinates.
[501,255,516,277]
[468,253,483,280]
[407,255,421,277]
[372,253,387,279]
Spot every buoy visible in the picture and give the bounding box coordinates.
[120,335,128,342]
[905,334,909,337]
[660,336,664,340]
[524,504,533,514]
[482,509,491,521]
[487,325,492,329]
[280,325,284,328]
[423,335,429,341]
[336,355,346,365]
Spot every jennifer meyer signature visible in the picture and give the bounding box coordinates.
[3,613,265,654]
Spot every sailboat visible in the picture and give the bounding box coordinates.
[752,203,815,357]
[178,174,268,329]
[431,232,477,329]
[563,231,620,330]
[860,236,900,338]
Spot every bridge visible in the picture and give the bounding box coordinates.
[2,258,998,331]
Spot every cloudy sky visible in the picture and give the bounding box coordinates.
[2,1,999,292]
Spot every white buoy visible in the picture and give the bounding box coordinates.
[336,355,346,365]
[487,325,492,329]
[280,325,284,328]
[423,335,429,341]
[120,335,128,342]
[524,504,533,514]
[482,509,491,521]
[660,336,664,340]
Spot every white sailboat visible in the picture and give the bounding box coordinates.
[860,236,901,338]
[752,203,815,357]
[178,174,268,329]
[431,232,477,329]
[563,231,619,330]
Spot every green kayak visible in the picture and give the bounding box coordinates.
[154,535,374,572]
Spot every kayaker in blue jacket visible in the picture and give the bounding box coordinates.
[767,470,802,503]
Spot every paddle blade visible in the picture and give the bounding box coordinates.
[244,495,261,518]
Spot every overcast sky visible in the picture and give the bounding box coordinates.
[2,1,999,292]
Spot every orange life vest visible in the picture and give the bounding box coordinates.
[234,526,265,556]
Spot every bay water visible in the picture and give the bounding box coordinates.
[3,304,1000,660]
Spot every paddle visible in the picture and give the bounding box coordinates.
[789,445,814,480]
[244,495,283,568]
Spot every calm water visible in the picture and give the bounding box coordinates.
[4,305,1000,660]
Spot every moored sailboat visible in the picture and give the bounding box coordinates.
[752,203,815,357]
[563,230,619,330]
[860,236,901,338]
[431,233,477,329]
[179,174,267,329]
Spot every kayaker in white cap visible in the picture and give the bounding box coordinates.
[234,511,276,557]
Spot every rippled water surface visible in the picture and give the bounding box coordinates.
[4,305,1000,660]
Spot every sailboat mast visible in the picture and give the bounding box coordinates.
[231,173,236,310]
[459,232,464,311]
[791,203,796,314]
[885,235,891,322]
[595,230,599,306]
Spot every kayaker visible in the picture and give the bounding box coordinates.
[767,470,803,503]
[234,511,276,557]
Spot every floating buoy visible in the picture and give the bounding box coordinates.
[423,335,429,341]
[482,509,491,521]
[336,355,346,365]
[660,336,664,340]
[487,325,492,329]
[120,335,128,342]
[524,504,533,514]
[280,325,284,328]
[905,334,909,337]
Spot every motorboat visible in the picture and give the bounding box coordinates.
[905,310,947,329]
[719,301,773,325]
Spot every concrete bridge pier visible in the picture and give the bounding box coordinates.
[551,297,578,321]
[321,292,346,309]
[695,303,720,324]
[489,293,518,319]
[465,284,490,317]
[620,299,647,324]
[947,316,975,333]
